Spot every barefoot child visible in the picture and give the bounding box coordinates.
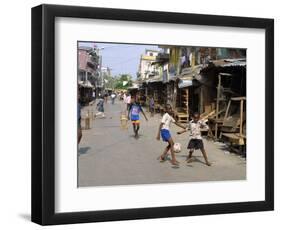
[156,104,186,165]
[177,112,211,166]
[128,97,148,138]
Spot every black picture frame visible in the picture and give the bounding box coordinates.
[31,4,274,225]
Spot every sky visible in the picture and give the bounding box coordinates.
[78,42,160,79]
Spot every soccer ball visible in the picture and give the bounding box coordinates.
[173,143,181,153]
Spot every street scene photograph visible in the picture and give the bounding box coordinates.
[77,41,246,187]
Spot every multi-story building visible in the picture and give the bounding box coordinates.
[100,66,111,89]
[78,46,101,104]
[138,49,159,80]
[78,46,101,84]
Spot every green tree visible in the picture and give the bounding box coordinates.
[104,74,116,90]
[114,74,133,89]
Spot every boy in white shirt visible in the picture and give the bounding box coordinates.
[177,112,211,166]
[156,104,186,165]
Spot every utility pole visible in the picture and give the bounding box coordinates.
[99,55,103,94]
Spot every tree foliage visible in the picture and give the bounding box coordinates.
[114,74,133,89]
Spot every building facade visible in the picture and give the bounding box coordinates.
[78,46,102,104]
[138,49,159,80]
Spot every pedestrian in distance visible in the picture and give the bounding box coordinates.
[177,112,211,166]
[121,92,128,113]
[128,96,148,138]
[120,91,125,101]
[149,97,155,117]
[111,92,116,104]
[104,93,108,103]
[125,93,131,111]
[156,104,186,166]
[118,91,122,101]
[94,97,106,118]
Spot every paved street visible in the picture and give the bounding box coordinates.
[78,100,246,187]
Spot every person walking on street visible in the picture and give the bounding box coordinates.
[177,112,211,166]
[125,93,131,111]
[149,97,155,117]
[111,92,116,104]
[104,93,108,103]
[94,97,106,118]
[128,96,148,138]
[156,104,186,165]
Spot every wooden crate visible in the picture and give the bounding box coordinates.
[176,112,188,123]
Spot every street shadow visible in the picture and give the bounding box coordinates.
[219,145,246,158]
[186,164,194,167]
[79,146,91,155]
[94,136,131,153]
[218,144,228,150]
[103,125,120,128]
[129,134,144,139]
[18,213,30,222]
[190,157,207,166]
[94,116,107,120]
[177,154,188,159]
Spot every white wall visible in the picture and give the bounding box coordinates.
[0,0,279,229]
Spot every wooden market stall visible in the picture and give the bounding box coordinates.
[78,80,95,106]
[145,79,165,113]
[198,59,246,140]
[174,77,203,123]
[220,97,246,156]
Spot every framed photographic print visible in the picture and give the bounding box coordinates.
[31,4,274,225]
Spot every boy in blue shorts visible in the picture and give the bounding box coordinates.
[128,97,148,138]
[156,104,186,165]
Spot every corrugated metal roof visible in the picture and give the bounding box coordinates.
[210,58,246,67]
[78,80,94,88]
[221,60,246,67]
[78,46,93,52]
[146,77,163,83]
[176,65,203,81]
[178,79,201,88]
[178,79,193,88]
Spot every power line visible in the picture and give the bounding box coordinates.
[101,44,138,49]
[106,57,139,66]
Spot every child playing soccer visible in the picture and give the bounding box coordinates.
[156,104,186,165]
[177,112,211,166]
[128,97,148,138]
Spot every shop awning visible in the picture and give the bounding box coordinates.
[178,79,193,88]
[178,79,201,88]
[146,77,162,83]
[210,58,246,67]
[78,80,94,88]
[128,83,139,89]
[170,65,202,83]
